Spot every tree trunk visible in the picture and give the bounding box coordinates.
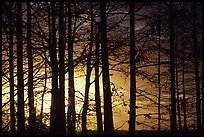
[169,2,177,132]
[0,15,1,136]
[175,38,182,131]
[47,3,51,132]
[157,2,161,132]
[58,2,66,134]
[8,2,15,134]
[129,2,136,135]
[17,2,25,135]
[49,2,59,134]
[40,48,47,131]
[27,2,37,134]
[67,2,76,135]
[182,42,187,131]
[100,2,114,135]
[82,3,94,134]
[191,2,201,132]
[95,29,103,135]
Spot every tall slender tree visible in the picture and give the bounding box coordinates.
[157,2,161,132]
[181,41,187,131]
[129,2,136,135]
[175,38,182,131]
[100,2,114,135]
[58,2,66,134]
[174,9,183,131]
[8,2,15,134]
[169,2,177,132]
[191,2,201,132]
[40,47,47,131]
[47,2,52,132]
[16,2,25,135]
[67,2,76,135]
[49,2,60,134]
[0,1,2,135]
[95,28,103,135]
[82,3,94,134]
[27,2,37,134]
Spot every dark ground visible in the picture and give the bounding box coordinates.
[2,129,203,136]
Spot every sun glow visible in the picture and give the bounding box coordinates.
[2,65,151,131]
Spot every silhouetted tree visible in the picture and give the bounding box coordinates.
[8,2,15,134]
[67,2,76,135]
[82,3,94,134]
[181,41,187,131]
[58,2,66,134]
[175,37,182,131]
[16,2,25,135]
[40,47,47,131]
[49,2,60,134]
[0,2,2,135]
[157,3,161,132]
[100,2,114,135]
[129,2,136,135]
[27,2,37,134]
[95,28,103,135]
[169,2,177,132]
[191,2,201,132]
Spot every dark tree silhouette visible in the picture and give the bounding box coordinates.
[47,3,52,132]
[0,1,2,134]
[49,2,60,134]
[129,2,136,135]
[8,2,15,134]
[67,2,76,135]
[58,2,66,134]
[95,29,103,135]
[100,2,114,135]
[16,2,25,135]
[157,3,161,132]
[27,2,37,134]
[169,2,177,132]
[181,41,187,131]
[82,3,94,134]
[40,47,47,131]
[175,37,182,131]
[191,2,201,132]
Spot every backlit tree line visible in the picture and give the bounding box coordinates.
[1,2,202,135]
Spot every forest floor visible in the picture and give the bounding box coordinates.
[2,129,203,136]
[85,130,203,135]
